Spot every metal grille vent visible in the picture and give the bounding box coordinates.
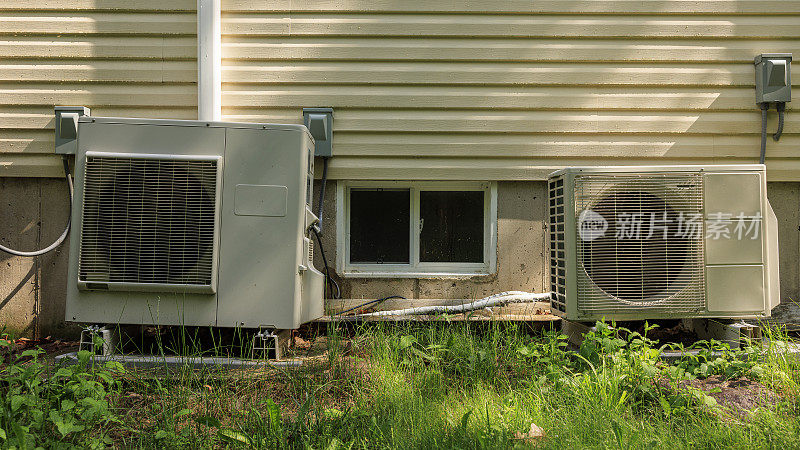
[575,173,705,313]
[79,155,219,290]
[548,177,567,313]
[306,237,314,264]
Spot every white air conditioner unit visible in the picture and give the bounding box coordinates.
[64,117,324,329]
[548,165,780,321]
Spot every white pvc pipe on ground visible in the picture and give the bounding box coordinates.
[352,291,552,317]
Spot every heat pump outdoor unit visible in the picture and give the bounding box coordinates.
[64,117,324,330]
[548,165,780,321]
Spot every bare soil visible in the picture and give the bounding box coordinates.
[673,375,781,417]
[0,335,78,366]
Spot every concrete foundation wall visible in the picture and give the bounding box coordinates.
[768,183,800,323]
[0,179,798,337]
[313,181,549,301]
[0,177,77,338]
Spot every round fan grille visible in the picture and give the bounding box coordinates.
[582,190,693,303]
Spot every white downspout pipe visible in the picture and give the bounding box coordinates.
[197,0,221,121]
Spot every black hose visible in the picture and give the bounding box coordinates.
[311,226,340,299]
[760,103,769,164]
[336,295,407,316]
[773,102,785,141]
[315,156,329,234]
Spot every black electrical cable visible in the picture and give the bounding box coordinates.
[759,103,769,164]
[773,102,786,141]
[309,155,339,298]
[310,227,332,298]
[315,156,330,234]
[0,156,72,256]
[336,295,407,316]
[311,226,340,299]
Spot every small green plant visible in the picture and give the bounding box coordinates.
[666,339,764,380]
[516,330,574,384]
[0,344,124,448]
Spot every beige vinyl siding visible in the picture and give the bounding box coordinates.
[0,2,196,177]
[223,1,800,14]
[3,1,799,179]
[221,2,800,181]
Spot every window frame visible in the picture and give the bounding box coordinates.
[336,181,498,278]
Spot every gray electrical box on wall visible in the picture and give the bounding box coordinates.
[54,106,90,155]
[755,53,792,103]
[302,107,334,157]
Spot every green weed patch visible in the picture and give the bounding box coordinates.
[0,321,798,448]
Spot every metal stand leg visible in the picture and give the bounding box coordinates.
[79,325,117,356]
[251,329,291,360]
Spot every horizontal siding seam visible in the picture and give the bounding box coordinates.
[223,11,800,17]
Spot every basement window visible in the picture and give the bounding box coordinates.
[337,181,497,277]
[349,189,411,264]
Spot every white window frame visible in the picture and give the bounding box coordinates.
[336,181,497,278]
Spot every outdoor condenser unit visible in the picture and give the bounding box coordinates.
[64,117,324,329]
[547,165,780,321]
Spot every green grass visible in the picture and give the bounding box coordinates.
[1,321,799,448]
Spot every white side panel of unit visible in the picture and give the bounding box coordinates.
[703,173,762,217]
[766,201,781,312]
[216,128,309,329]
[300,269,325,324]
[706,265,766,314]
[704,220,763,265]
[702,170,770,317]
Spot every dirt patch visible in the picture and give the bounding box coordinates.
[668,375,780,417]
[0,335,78,366]
[111,336,373,436]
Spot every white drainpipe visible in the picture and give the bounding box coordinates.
[197,0,221,121]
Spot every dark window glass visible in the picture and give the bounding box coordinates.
[349,189,410,263]
[420,191,484,263]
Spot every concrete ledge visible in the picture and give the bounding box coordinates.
[54,352,302,371]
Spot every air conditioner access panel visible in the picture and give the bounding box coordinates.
[548,165,780,321]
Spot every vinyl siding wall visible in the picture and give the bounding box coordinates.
[1,1,799,180]
[220,1,800,181]
[0,1,196,177]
